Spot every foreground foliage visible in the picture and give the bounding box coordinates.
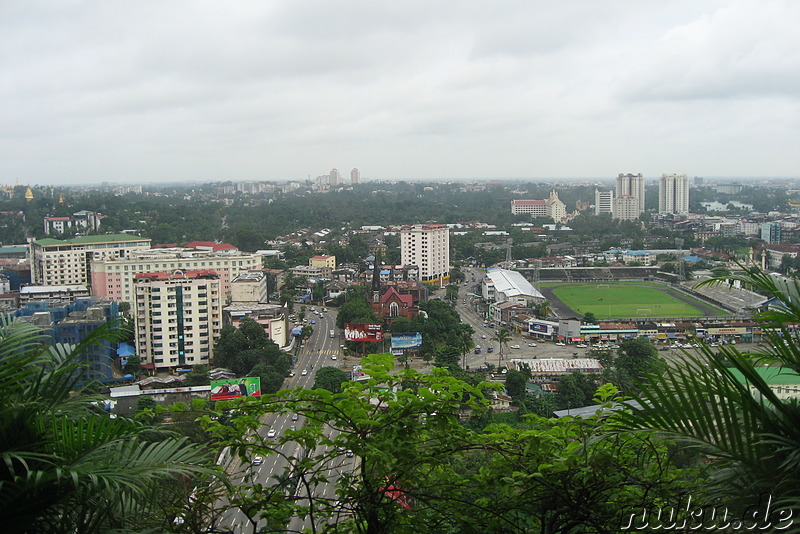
[617,265,800,515]
[206,356,705,533]
[0,316,221,534]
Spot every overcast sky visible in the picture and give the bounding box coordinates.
[2,1,799,185]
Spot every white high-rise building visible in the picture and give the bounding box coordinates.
[329,168,341,187]
[400,224,450,285]
[134,270,222,371]
[351,168,360,184]
[616,173,645,216]
[594,189,614,216]
[659,173,690,214]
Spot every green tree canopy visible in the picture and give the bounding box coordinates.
[312,366,349,393]
[615,337,665,393]
[183,364,210,386]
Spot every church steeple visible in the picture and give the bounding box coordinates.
[371,252,382,302]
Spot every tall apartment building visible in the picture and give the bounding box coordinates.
[134,270,222,371]
[510,191,567,222]
[400,224,450,285]
[659,173,690,214]
[29,234,152,287]
[91,247,262,305]
[616,173,645,217]
[329,168,341,187]
[351,168,360,184]
[613,195,642,221]
[594,189,614,216]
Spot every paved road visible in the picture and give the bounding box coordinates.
[215,306,348,532]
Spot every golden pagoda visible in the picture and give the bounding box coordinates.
[24,186,34,201]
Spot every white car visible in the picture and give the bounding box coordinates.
[481,334,487,339]
[576,344,588,348]
[252,455,264,466]
[510,344,520,349]
[301,369,308,376]
[528,342,537,347]
[331,355,337,360]
[267,429,276,438]
[556,342,566,346]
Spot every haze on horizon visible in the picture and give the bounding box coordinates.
[2,1,799,186]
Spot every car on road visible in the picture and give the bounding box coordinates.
[267,429,277,438]
[346,450,354,457]
[252,455,264,466]
[474,347,481,354]
[289,425,296,431]
[311,320,316,324]
[510,344,520,349]
[301,369,308,376]
[291,413,299,421]
[481,334,487,339]
[576,344,588,348]
[331,355,337,360]
[528,342,537,347]
[289,371,295,377]
[487,347,494,352]
[556,342,566,346]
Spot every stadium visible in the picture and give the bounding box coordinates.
[525,267,766,321]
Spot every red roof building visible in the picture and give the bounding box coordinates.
[371,286,418,323]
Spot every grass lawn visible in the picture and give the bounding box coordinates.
[551,283,704,319]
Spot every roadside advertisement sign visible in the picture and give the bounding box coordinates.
[344,323,383,342]
[210,377,262,401]
[390,332,422,350]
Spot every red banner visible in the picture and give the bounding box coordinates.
[344,323,383,342]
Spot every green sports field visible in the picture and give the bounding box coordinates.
[550,282,706,319]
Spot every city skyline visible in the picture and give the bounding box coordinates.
[2,1,800,186]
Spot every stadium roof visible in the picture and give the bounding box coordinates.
[485,267,544,300]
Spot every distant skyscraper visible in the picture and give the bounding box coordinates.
[594,189,614,216]
[615,173,645,216]
[351,168,360,184]
[659,173,690,214]
[329,168,341,187]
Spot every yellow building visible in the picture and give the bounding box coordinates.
[309,255,336,278]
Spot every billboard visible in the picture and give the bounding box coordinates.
[344,323,383,342]
[528,321,556,336]
[210,377,262,401]
[391,332,422,350]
